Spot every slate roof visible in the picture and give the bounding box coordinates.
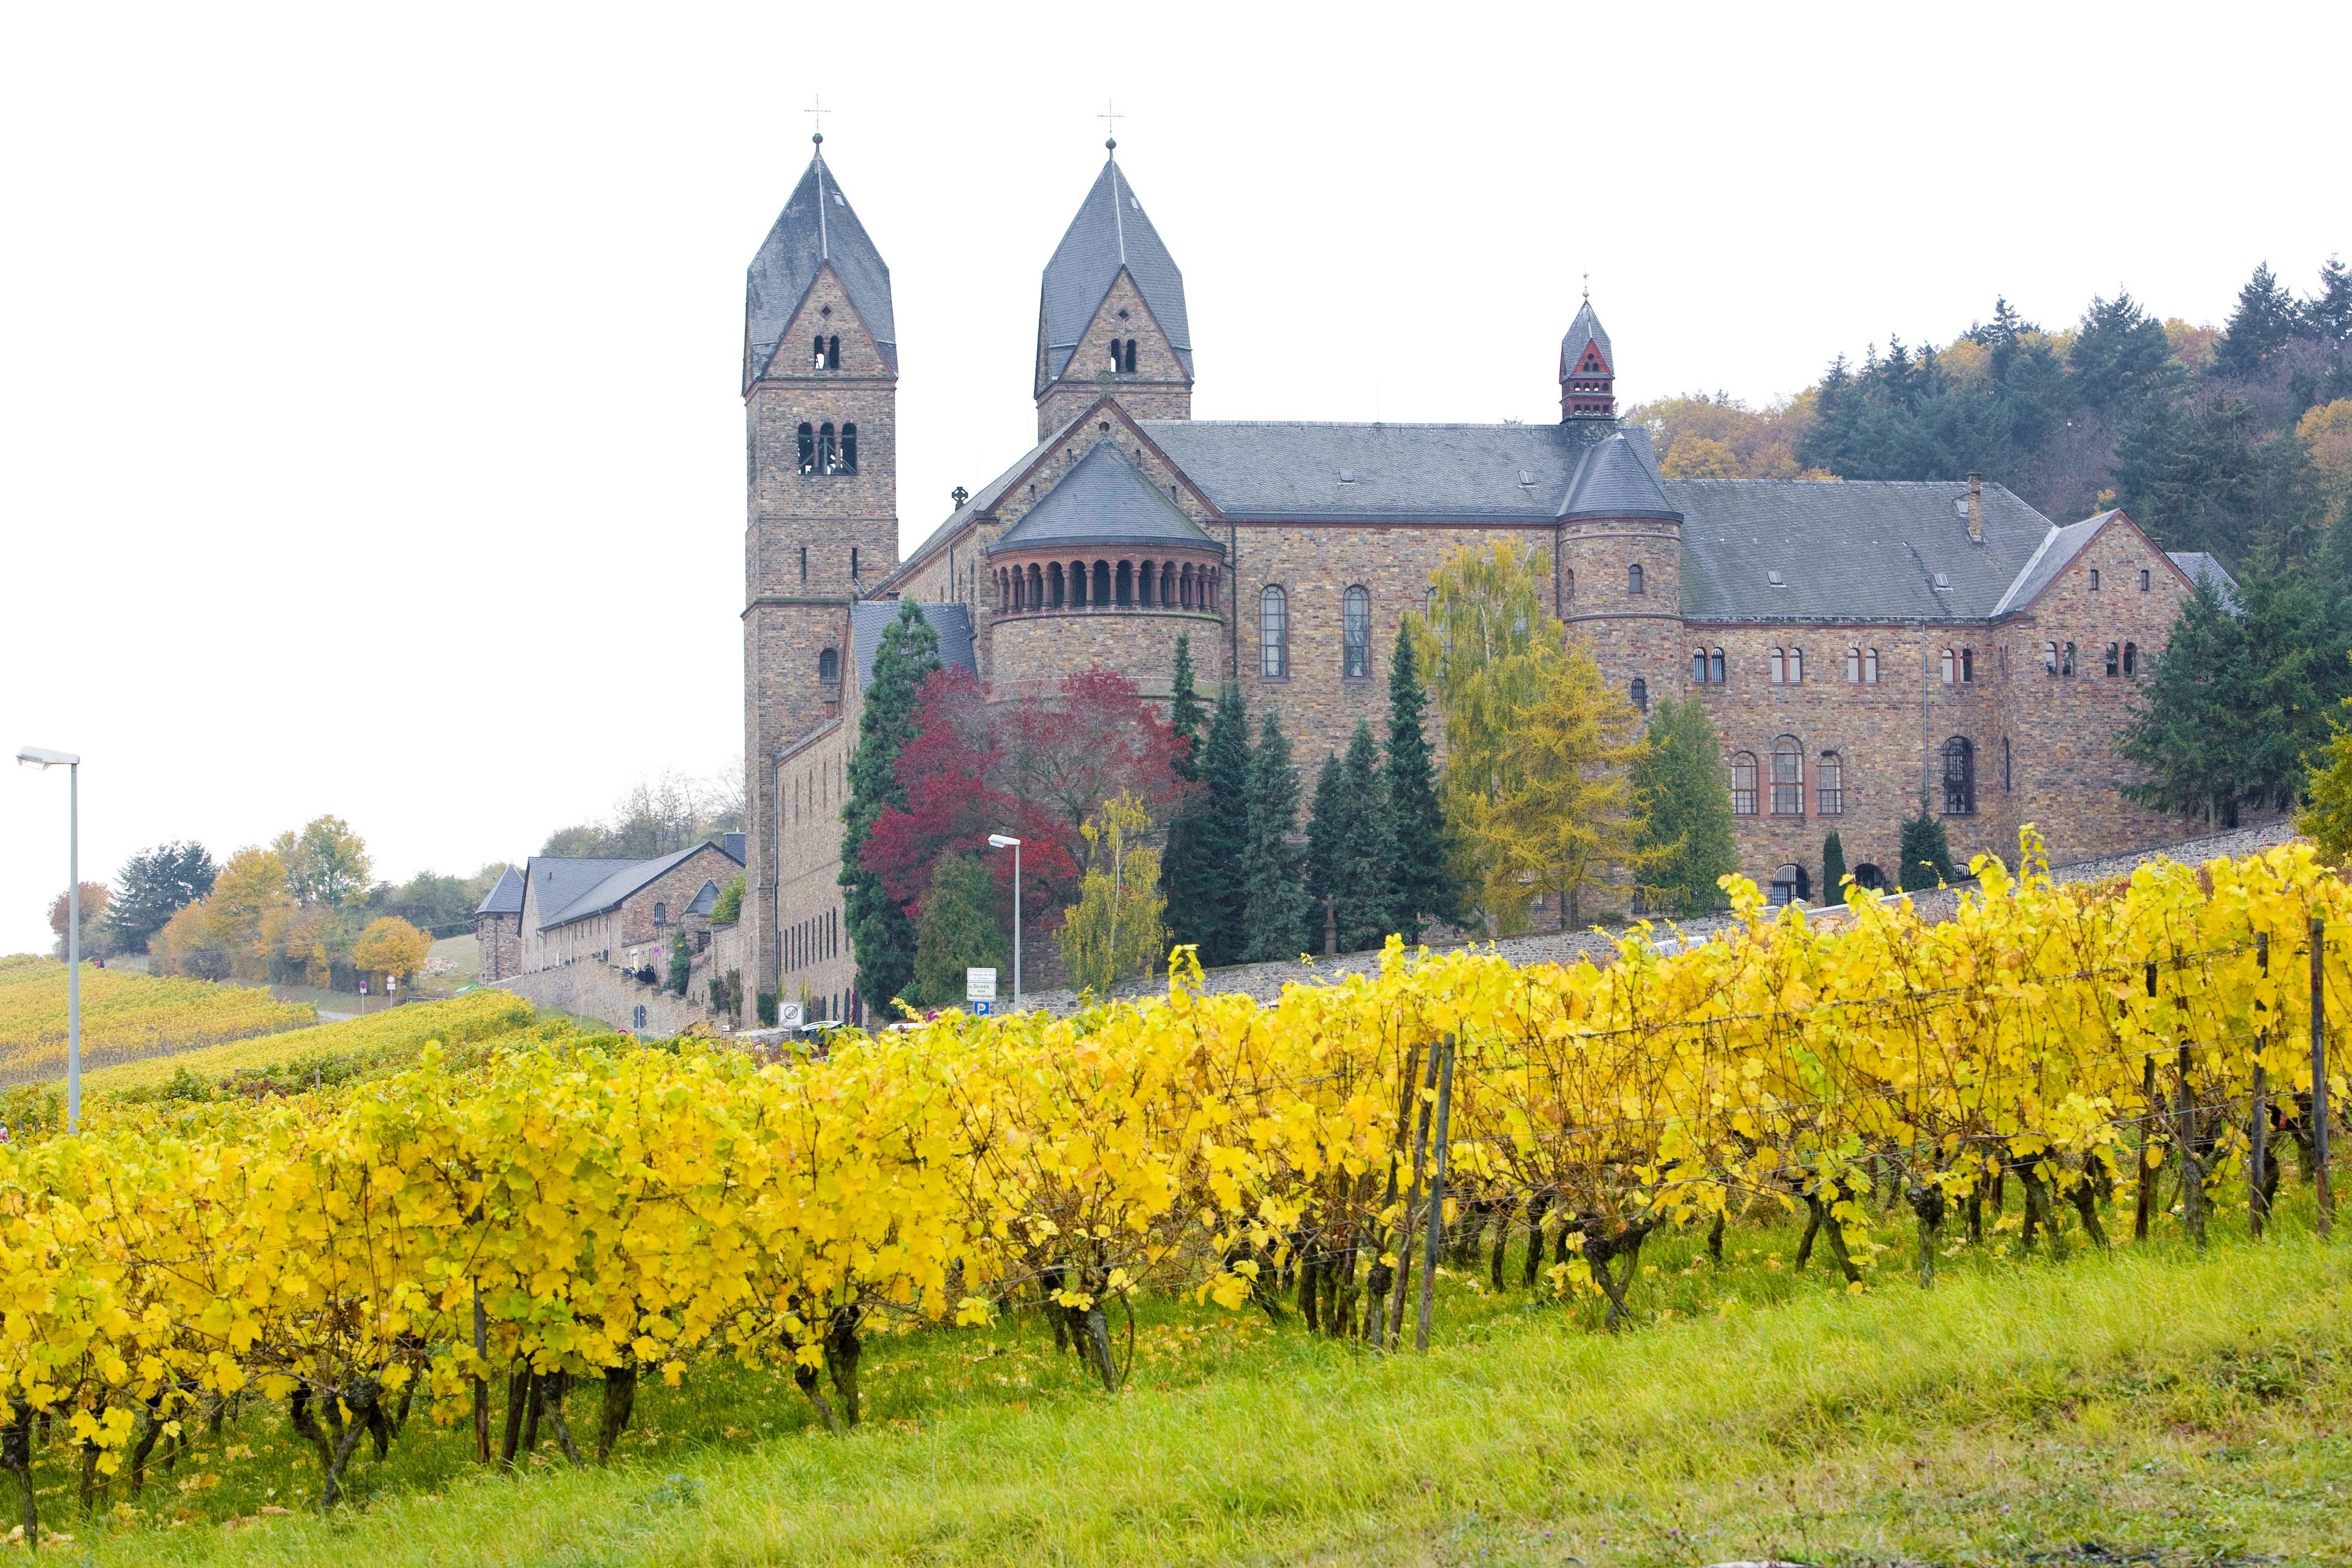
[744,145,896,391]
[888,411,1090,583]
[722,831,746,865]
[1561,431,1680,521]
[984,443,1219,556]
[474,865,524,918]
[1561,300,1613,370]
[541,843,732,929]
[1037,156,1192,393]
[523,858,642,932]
[2168,551,2242,612]
[1140,420,1616,520]
[1989,511,2113,616]
[685,879,720,918]
[1668,478,2057,622]
[850,600,976,691]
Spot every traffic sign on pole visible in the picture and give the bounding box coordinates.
[966,967,998,1003]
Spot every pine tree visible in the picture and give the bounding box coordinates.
[1821,831,1848,900]
[106,840,217,954]
[1335,722,1400,951]
[1630,696,1740,918]
[1304,751,1347,955]
[1382,619,1455,943]
[842,598,940,1017]
[1166,633,1204,772]
[1238,708,1311,963]
[911,851,1005,1009]
[1159,635,1219,952]
[2308,255,2352,347]
[2067,291,2185,414]
[1898,799,1956,892]
[2214,262,2301,379]
[1186,684,1254,967]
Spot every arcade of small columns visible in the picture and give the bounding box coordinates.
[989,546,1225,616]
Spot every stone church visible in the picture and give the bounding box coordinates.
[741,134,2227,1020]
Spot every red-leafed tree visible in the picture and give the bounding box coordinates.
[858,666,1193,939]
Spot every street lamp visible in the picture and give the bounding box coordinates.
[986,834,1022,1012]
[18,747,83,1133]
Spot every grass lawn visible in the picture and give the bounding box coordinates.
[54,1192,2352,1567]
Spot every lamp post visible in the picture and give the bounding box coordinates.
[986,834,1022,1012]
[18,747,82,1133]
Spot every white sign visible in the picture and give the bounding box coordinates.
[965,967,997,1002]
[780,1001,805,1028]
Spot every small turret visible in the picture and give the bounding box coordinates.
[1559,298,1615,421]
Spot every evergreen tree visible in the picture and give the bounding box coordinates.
[106,840,216,953]
[2307,255,2352,348]
[2068,291,2185,414]
[1630,696,1739,918]
[911,851,1005,1009]
[1821,831,1848,899]
[1898,800,1956,892]
[1184,684,1254,966]
[1237,708,1311,963]
[1166,633,1204,772]
[2118,564,2351,822]
[1158,635,1219,952]
[1304,751,1347,954]
[1335,722,1400,950]
[842,598,940,1016]
[1382,613,1456,941]
[2214,262,2302,379]
[2114,393,2326,560]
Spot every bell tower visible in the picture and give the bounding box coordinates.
[1560,296,1616,421]
[741,132,898,1001]
[1034,140,1194,437]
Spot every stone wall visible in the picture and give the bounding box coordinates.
[1561,515,1688,722]
[474,912,521,984]
[989,605,1229,703]
[1035,271,1191,437]
[772,717,858,1022]
[494,960,716,1039]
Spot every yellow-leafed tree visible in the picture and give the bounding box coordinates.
[1057,791,1168,997]
[1490,639,1651,929]
[352,916,431,989]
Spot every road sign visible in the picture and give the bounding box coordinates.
[972,999,992,1016]
[966,967,997,1002]
[780,1001,805,1028]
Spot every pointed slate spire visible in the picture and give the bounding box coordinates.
[1560,432,1679,521]
[1036,149,1192,396]
[1559,298,1615,420]
[743,137,897,391]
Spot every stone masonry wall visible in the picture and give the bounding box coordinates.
[1035,271,1191,438]
[1561,516,1689,722]
[494,962,715,1039]
[474,912,521,984]
[989,606,1229,703]
[772,718,857,1022]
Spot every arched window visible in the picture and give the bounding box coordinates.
[812,334,827,370]
[2043,640,2059,675]
[1864,647,1880,684]
[840,423,858,474]
[1711,648,1725,684]
[1844,646,1861,683]
[2089,568,2101,592]
[818,647,839,684]
[1770,736,1804,816]
[2105,641,2120,677]
[1047,562,1065,609]
[2062,641,2077,677]
[1941,648,1956,685]
[1961,647,1974,683]
[1093,560,1112,605]
[1942,737,1976,815]
[1770,864,1810,908]
[1123,339,1139,372]
[827,334,841,369]
[1817,750,1844,815]
[1343,586,1371,677]
[1179,565,1194,609]
[818,423,839,474]
[653,902,668,927]
[1853,863,1884,891]
[1628,563,1645,596]
[1070,559,1089,606]
[796,423,816,474]
[1730,752,1758,816]
[1115,560,1133,607]
[1261,586,1289,677]
[1788,647,1803,684]
[1769,648,1785,685]
[1694,647,1710,684]
[1630,677,1648,713]
[2123,640,2138,676]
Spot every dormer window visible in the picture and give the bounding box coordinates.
[1767,570,1785,588]
[1518,470,1536,487]
[1932,572,1952,590]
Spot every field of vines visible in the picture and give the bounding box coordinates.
[0,835,2346,1548]
[0,959,313,1088]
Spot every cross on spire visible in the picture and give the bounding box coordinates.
[1098,98,1123,151]
[1582,270,1590,301]
[807,94,827,145]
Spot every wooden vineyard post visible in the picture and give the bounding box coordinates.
[2135,960,2160,1242]
[472,1282,492,1463]
[1414,1036,1456,1354]
[2252,932,2269,1240]
[1385,1043,1441,1350]
[2314,916,2333,1237]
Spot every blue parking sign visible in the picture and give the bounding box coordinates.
[972,1000,992,1016]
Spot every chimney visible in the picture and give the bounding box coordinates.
[1966,472,1983,543]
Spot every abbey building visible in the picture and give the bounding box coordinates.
[741,135,2226,1020]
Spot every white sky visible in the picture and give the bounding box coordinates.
[4,0,2346,955]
